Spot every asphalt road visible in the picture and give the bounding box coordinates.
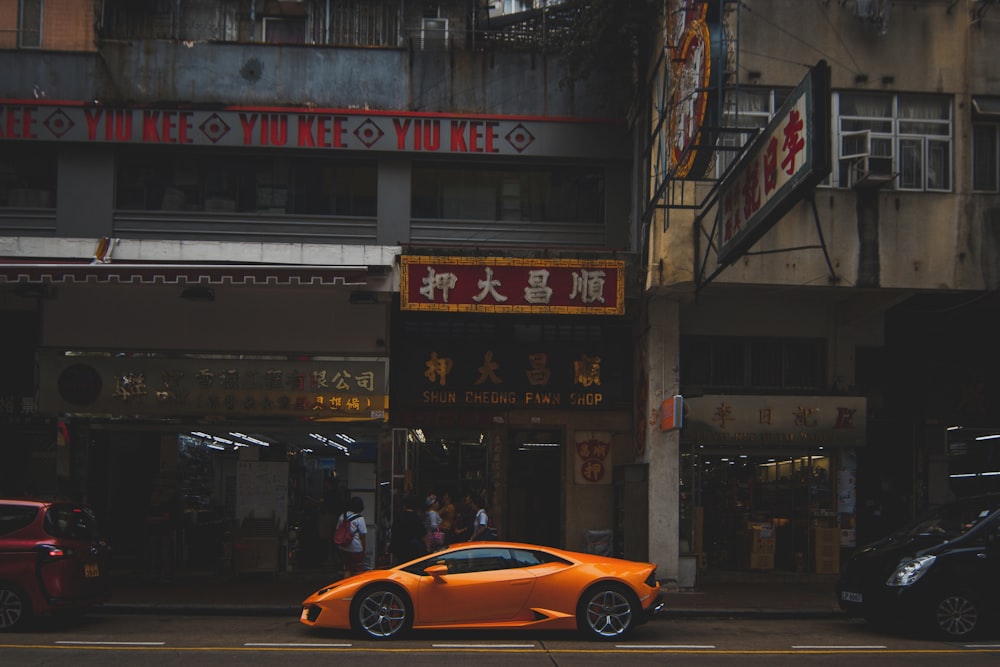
[3,614,1000,665]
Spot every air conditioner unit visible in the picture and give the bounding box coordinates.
[843,153,896,189]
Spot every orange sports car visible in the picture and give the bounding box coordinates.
[300,541,663,640]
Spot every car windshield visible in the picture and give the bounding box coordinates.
[901,497,999,539]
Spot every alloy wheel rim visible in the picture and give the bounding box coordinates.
[359,590,406,637]
[585,589,632,637]
[936,595,977,637]
[0,589,23,629]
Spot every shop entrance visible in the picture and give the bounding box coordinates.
[507,429,562,547]
[687,448,838,573]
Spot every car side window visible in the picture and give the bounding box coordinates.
[413,547,518,575]
[0,505,38,536]
[509,548,572,568]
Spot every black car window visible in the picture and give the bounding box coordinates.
[904,498,999,539]
[45,505,99,541]
[0,505,38,536]
[409,547,517,575]
[509,548,572,568]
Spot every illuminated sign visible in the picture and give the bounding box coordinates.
[667,0,722,180]
[0,103,627,160]
[392,343,631,411]
[400,256,625,315]
[716,61,832,266]
[37,351,388,421]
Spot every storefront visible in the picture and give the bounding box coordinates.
[389,255,636,554]
[12,270,394,576]
[680,395,865,574]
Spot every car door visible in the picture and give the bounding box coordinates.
[414,547,537,625]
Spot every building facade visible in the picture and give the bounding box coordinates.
[638,0,1000,581]
[0,1,643,575]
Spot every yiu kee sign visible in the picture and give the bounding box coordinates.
[399,256,625,315]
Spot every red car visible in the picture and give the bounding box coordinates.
[0,499,110,631]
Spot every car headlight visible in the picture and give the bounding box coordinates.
[886,555,936,587]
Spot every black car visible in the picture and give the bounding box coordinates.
[837,493,1000,640]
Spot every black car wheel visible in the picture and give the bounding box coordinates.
[351,584,412,640]
[932,592,982,640]
[0,583,30,632]
[577,583,638,640]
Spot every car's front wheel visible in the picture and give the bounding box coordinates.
[932,591,983,640]
[577,583,638,640]
[351,584,412,640]
[0,583,31,632]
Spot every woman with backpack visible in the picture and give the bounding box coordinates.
[334,496,367,577]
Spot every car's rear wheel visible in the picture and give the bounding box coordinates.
[577,583,638,640]
[932,591,983,640]
[351,584,412,640]
[0,583,31,632]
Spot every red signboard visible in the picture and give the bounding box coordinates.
[399,256,625,315]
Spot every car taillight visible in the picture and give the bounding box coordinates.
[37,544,74,560]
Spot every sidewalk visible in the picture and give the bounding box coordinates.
[102,568,843,619]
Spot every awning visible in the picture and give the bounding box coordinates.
[0,260,372,286]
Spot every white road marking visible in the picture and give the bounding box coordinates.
[792,645,888,649]
[55,641,166,646]
[245,642,353,647]
[616,644,716,649]
[431,643,536,648]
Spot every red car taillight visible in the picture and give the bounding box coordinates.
[37,544,75,560]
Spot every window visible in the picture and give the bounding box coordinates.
[0,144,57,208]
[835,92,952,191]
[716,88,790,178]
[412,163,604,224]
[681,336,826,392]
[0,505,38,536]
[18,0,42,48]
[973,98,1000,192]
[115,152,376,216]
[407,547,516,575]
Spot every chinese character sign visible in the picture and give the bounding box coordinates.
[575,431,613,484]
[716,61,831,266]
[400,256,625,315]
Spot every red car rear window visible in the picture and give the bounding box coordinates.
[44,505,100,541]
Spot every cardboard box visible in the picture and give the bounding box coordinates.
[749,552,775,570]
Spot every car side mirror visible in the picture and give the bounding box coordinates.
[424,564,449,577]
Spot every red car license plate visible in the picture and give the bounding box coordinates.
[85,563,100,578]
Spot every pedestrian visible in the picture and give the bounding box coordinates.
[438,490,455,544]
[424,494,444,551]
[450,491,475,543]
[335,496,367,577]
[468,496,490,541]
[389,494,427,564]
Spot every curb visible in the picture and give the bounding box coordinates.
[100,603,846,619]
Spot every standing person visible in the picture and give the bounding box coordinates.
[450,491,475,543]
[389,495,427,564]
[335,497,367,577]
[424,494,443,551]
[438,491,455,544]
[468,496,490,541]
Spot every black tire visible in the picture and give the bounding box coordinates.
[931,591,983,640]
[350,584,412,640]
[576,583,638,641]
[0,583,31,632]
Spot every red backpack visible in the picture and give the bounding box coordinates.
[333,513,358,547]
